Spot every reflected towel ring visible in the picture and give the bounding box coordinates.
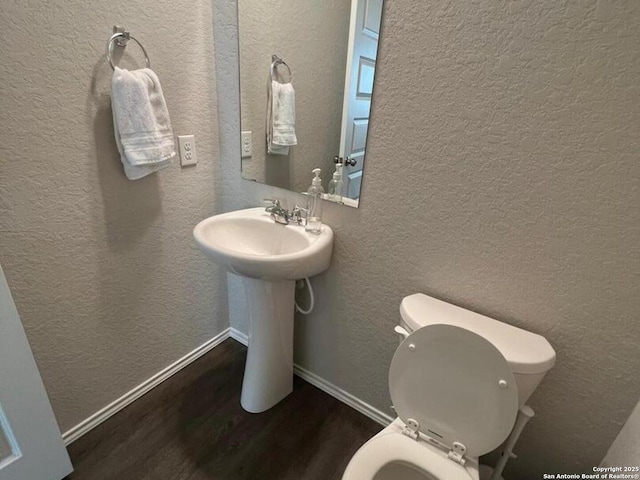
[106,32,151,70]
[271,54,292,82]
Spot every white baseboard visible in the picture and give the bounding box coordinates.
[62,327,392,445]
[229,327,248,345]
[229,328,393,427]
[62,328,233,445]
[293,364,393,426]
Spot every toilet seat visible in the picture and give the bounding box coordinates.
[389,324,519,460]
[341,431,475,480]
[342,325,520,480]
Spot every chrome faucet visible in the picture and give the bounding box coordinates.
[264,198,288,224]
[264,199,307,226]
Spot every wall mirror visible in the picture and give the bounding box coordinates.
[238,0,384,208]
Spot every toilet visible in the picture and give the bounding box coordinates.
[342,293,556,480]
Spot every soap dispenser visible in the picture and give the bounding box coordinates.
[306,168,324,234]
[328,163,344,203]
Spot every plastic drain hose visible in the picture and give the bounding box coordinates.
[295,277,315,315]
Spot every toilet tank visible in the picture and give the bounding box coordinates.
[399,294,556,406]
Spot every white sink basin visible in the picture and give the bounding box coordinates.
[193,207,333,280]
[193,207,334,413]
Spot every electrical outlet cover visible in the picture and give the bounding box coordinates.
[178,135,197,166]
[241,131,252,158]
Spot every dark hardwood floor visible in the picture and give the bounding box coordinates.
[65,339,382,480]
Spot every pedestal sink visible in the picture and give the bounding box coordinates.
[193,207,333,413]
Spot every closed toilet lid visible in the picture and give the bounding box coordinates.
[389,324,519,457]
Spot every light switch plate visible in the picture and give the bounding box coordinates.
[177,135,197,166]
[241,131,252,158]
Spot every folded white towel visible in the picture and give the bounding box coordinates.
[267,79,297,156]
[111,67,176,180]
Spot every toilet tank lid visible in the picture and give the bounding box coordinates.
[400,294,556,375]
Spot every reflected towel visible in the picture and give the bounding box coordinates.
[267,80,297,155]
[111,67,176,180]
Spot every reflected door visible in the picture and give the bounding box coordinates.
[339,0,383,200]
[0,265,72,480]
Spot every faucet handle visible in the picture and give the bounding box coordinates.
[291,205,308,226]
[263,198,281,207]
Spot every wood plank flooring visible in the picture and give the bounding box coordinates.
[65,339,382,480]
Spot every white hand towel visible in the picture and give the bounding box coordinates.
[267,80,297,155]
[111,67,176,180]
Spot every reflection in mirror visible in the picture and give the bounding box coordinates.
[238,0,384,208]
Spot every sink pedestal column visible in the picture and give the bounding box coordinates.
[240,277,295,413]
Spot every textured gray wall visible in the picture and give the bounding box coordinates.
[602,399,640,467]
[214,0,640,476]
[238,0,350,193]
[0,0,227,431]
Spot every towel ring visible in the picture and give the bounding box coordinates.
[106,32,151,70]
[271,54,292,82]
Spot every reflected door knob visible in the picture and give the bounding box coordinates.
[344,157,357,167]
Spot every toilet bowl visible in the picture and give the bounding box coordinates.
[344,419,478,480]
[342,294,556,480]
